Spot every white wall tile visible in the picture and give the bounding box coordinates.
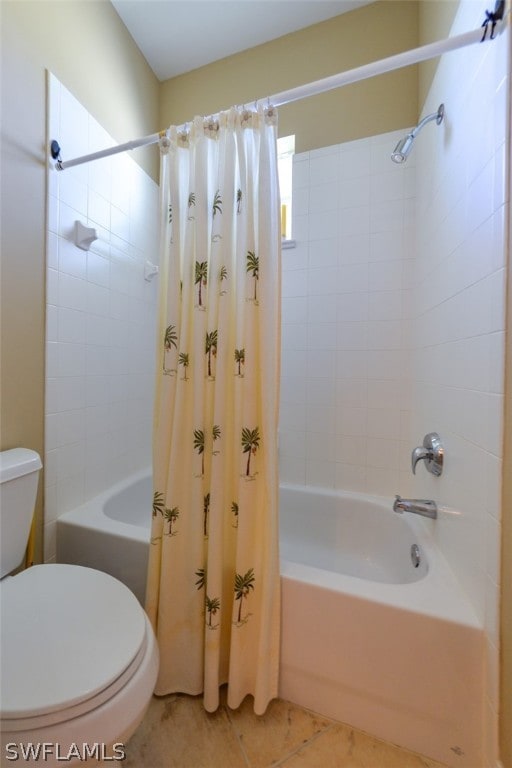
[59,273,87,312]
[368,260,403,292]
[86,282,110,316]
[309,182,338,213]
[281,268,308,297]
[45,413,58,452]
[288,42,505,768]
[111,205,130,242]
[88,189,110,230]
[59,172,88,216]
[307,266,338,295]
[335,435,366,465]
[292,158,310,189]
[305,458,335,488]
[410,12,507,763]
[56,342,86,378]
[339,144,370,179]
[87,252,110,288]
[367,290,402,321]
[59,237,87,280]
[336,350,368,379]
[57,307,86,344]
[45,77,158,531]
[336,406,367,437]
[47,231,59,270]
[46,305,58,343]
[336,291,368,322]
[309,210,338,241]
[370,171,404,203]
[338,263,368,292]
[58,201,81,241]
[339,233,370,264]
[340,205,370,236]
[279,454,306,485]
[279,430,306,459]
[339,175,369,208]
[49,376,86,413]
[309,153,338,185]
[47,268,59,306]
[306,377,336,406]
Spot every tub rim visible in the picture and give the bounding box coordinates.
[56,468,152,545]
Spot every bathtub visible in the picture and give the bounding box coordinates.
[56,470,151,605]
[56,473,484,767]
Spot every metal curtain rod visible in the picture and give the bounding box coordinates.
[51,18,504,172]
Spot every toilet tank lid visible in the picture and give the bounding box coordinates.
[0,449,42,483]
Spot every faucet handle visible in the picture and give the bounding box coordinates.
[411,432,443,476]
[411,446,430,474]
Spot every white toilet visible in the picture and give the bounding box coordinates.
[0,448,159,765]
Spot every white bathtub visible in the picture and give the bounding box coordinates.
[56,473,484,767]
[56,470,151,605]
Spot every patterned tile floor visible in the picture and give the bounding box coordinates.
[122,692,447,768]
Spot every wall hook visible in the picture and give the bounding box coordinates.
[75,221,98,251]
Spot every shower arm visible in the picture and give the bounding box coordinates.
[410,104,445,139]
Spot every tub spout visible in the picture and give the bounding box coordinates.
[393,495,438,519]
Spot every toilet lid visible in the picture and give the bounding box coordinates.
[0,564,147,719]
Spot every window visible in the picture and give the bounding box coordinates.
[277,135,295,241]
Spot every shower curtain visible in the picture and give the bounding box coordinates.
[146,106,281,714]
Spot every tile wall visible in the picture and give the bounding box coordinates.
[44,75,159,561]
[280,130,415,499]
[411,2,508,764]
[279,4,508,763]
[279,3,508,764]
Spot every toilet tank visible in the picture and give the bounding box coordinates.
[0,449,42,578]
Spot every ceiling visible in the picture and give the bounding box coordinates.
[111,1,375,81]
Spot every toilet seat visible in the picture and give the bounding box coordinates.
[1,564,147,729]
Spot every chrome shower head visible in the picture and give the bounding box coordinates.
[391,133,415,164]
[391,103,444,164]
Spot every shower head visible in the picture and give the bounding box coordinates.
[391,134,415,164]
[391,103,444,164]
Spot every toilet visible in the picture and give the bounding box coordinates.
[0,448,159,765]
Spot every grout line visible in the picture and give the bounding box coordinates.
[267,722,338,768]
[222,703,252,768]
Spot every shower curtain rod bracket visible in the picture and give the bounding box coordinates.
[481,0,505,41]
[50,140,63,169]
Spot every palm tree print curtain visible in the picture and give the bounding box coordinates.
[147,106,281,714]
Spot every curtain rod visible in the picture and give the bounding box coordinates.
[51,18,504,172]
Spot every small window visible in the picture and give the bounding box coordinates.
[278,135,295,241]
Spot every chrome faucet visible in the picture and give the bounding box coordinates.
[393,494,438,519]
[411,432,444,476]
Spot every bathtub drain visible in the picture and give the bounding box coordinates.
[410,544,421,568]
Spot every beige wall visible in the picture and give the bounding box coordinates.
[160,1,419,152]
[418,0,459,106]
[0,1,160,563]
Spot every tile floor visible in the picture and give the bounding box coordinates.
[122,691,447,768]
